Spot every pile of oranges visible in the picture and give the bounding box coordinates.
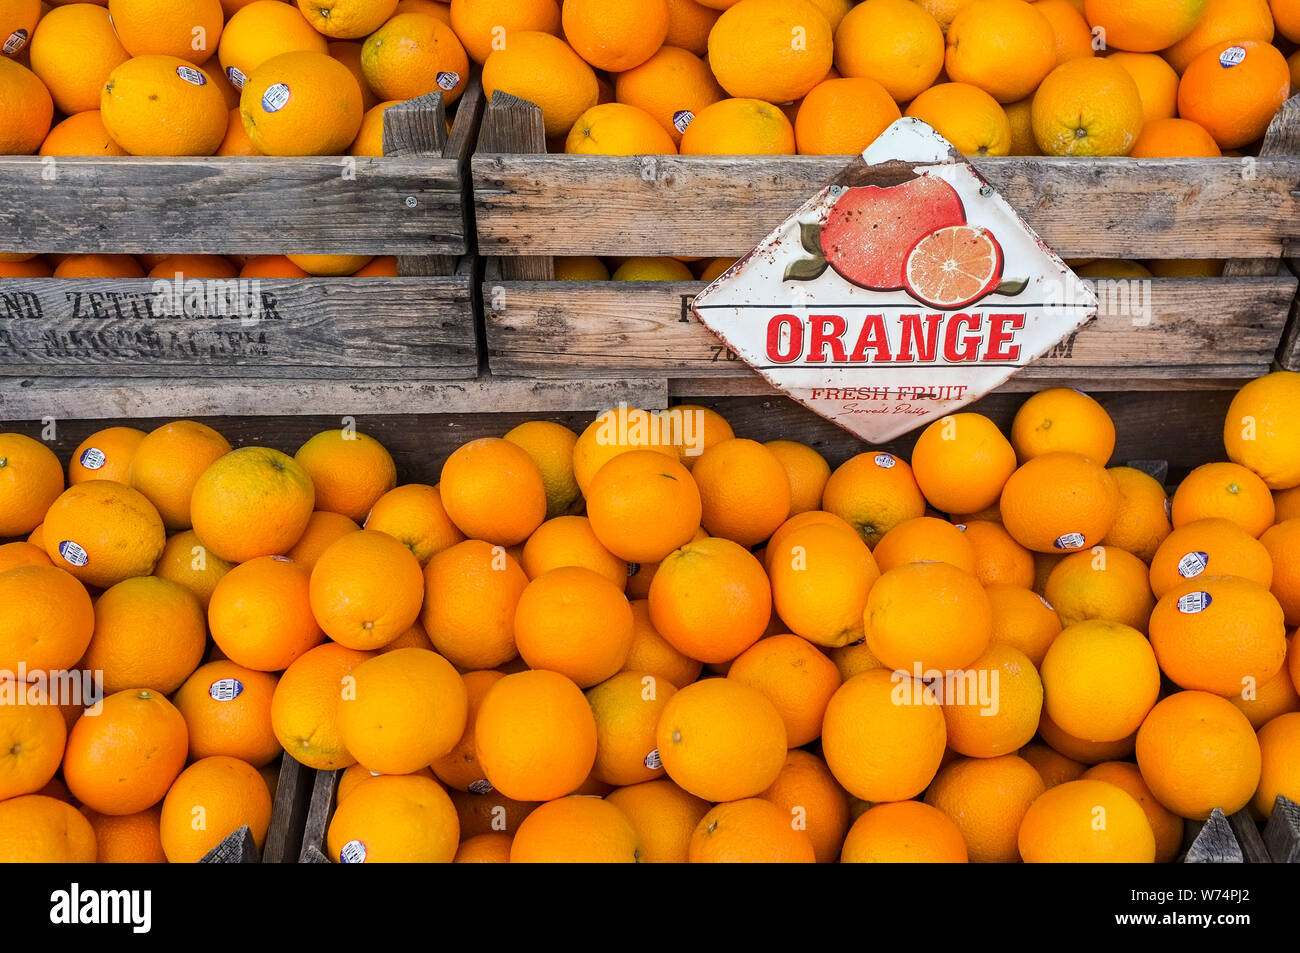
[1,372,1299,863]
[0,251,399,279]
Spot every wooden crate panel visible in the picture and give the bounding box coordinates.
[485,276,1296,382]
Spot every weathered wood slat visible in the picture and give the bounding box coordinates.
[1264,795,1300,863]
[1227,810,1272,863]
[485,277,1295,380]
[0,374,668,420]
[1225,96,1300,279]
[299,769,339,864]
[477,92,553,281]
[473,154,1300,260]
[0,277,478,376]
[263,755,313,864]
[200,826,261,864]
[1184,809,1244,863]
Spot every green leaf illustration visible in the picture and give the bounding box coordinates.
[994,277,1029,296]
[800,220,824,257]
[784,256,830,282]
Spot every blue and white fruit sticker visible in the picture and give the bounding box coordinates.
[209,678,245,703]
[226,66,247,89]
[874,453,896,469]
[58,540,89,567]
[79,447,107,471]
[672,110,695,134]
[3,29,28,55]
[1177,551,1210,579]
[644,749,662,770]
[1220,46,1247,68]
[262,83,291,113]
[1177,591,1213,614]
[467,778,493,795]
[1054,532,1086,551]
[436,71,460,91]
[176,65,207,86]
[339,840,367,864]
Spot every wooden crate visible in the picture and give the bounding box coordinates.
[474,94,1300,395]
[0,80,488,420]
[1183,797,1300,864]
[200,753,314,864]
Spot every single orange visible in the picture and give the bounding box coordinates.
[83,576,207,696]
[271,641,374,770]
[421,539,528,669]
[1018,779,1155,862]
[586,450,702,563]
[1040,619,1160,742]
[841,800,968,863]
[513,566,635,688]
[208,556,325,672]
[159,755,272,863]
[309,530,425,650]
[689,797,816,863]
[190,446,316,563]
[865,561,992,672]
[924,754,1045,862]
[129,420,232,532]
[364,483,465,566]
[768,522,880,648]
[510,795,642,863]
[173,660,281,767]
[293,429,396,523]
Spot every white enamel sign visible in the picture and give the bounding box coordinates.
[691,119,1098,443]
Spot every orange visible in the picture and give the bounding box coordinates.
[510,795,642,863]
[380,620,436,654]
[292,429,396,523]
[679,96,796,154]
[960,520,1035,588]
[208,556,325,672]
[0,0,39,58]
[1084,0,1207,51]
[174,660,281,766]
[147,254,239,280]
[0,796,97,863]
[481,31,598,139]
[763,440,830,515]
[565,101,676,155]
[728,634,841,748]
[1040,620,1160,742]
[328,40,379,113]
[1165,0,1273,73]
[361,12,469,104]
[28,3,128,116]
[326,774,459,862]
[765,510,858,568]
[80,807,166,864]
[191,446,316,563]
[0,433,64,537]
[220,108,265,154]
[1000,452,1120,553]
[553,257,610,281]
[822,668,947,802]
[612,257,694,280]
[521,516,626,590]
[829,639,882,681]
[1179,40,1290,150]
[605,779,710,863]
[834,0,945,102]
[502,420,581,519]
[823,451,927,549]
[874,516,977,574]
[240,50,364,155]
[664,0,720,54]
[586,670,677,786]
[474,669,598,802]
[421,539,528,669]
[942,643,1043,757]
[1035,0,1093,63]
[1081,761,1184,863]
[439,437,546,547]
[154,530,234,609]
[1278,486,1300,522]
[689,797,816,863]
[756,749,849,863]
[1130,116,1221,157]
[925,754,1045,862]
[449,787,538,838]
[649,537,772,664]
[865,561,992,672]
[1031,56,1144,155]
[429,669,502,792]
[83,576,206,696]
[68,427,145,486]
[1254,711,1300,817]
[1225,371,1300,490]
[448,0,559,63]
[1272,0,1300,42]
[0,258,53,278]
[52,254,146,278]
[0,542,52,573]
[1018,779,1156,862]
[1150,575,1287,696]
[101,56,228,156]
[615,46,724,145]
[1172,461,1275,538]
[947,0,1056,103]
[1136,690,1261,819]
[1038,706,1137,764]
[1004,96,1040,154]
[219,0,330,90]
[622,599,704,689]
[64,689,188,815]
[1100,466,1172,563]
[297,0,398,38]
[1149,517,1272,599]
[707,0,832,102]
[586,451,701,564]
[42,481,166,589]
[572,407,680,497]
[841,800,968,863]
[160,756,271,863]
[767,522,879,649]
[364,483,464,566]
[697,257,737,281]
[454,832,512,863]
[1044,545,1155,632]
[691,438,791,546]
[0,59,49,153]
[129,420,232,532]
[1020,741,1085,788]
[0,566,93,673]
[1232,637,1300,729]
[562,0,667,73]
[309,530,424,650]
[271,641,374,769]
[905,82,1012,156]
[1261,520,1300,625]
[284,511,361,571]
[40,111,130,157]
[1107,52,1179,122]
[657,677,786,801]
[339,648,468,774]
[351,257,398,276]
[514,566,634,687]
[1147,259,1224,278]
[0,680,66,802]
[286,253,372,276]
[109,0,225,61]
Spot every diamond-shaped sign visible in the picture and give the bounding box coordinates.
[691,119,1098,443]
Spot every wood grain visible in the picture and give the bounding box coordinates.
[299,769,338,863]
[1184,809,1244,863]
[263,755,313,865]
[473,154,1300,260]
[1227,810,1272,863]
[477,92,553,281]
[485,277,1295,382]
[0,276,478,377]
[1264,796,1300,863]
